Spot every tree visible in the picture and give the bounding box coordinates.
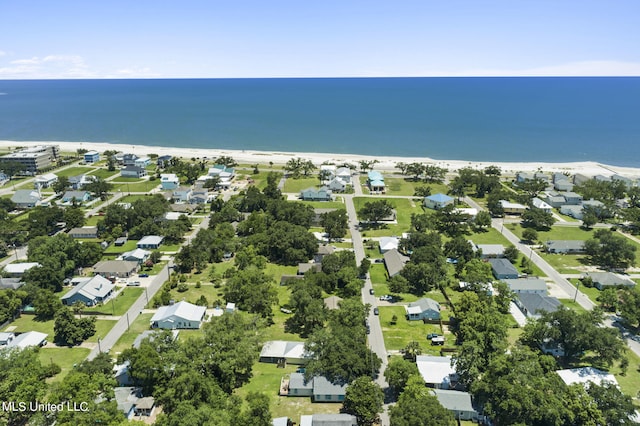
[321,209,349,242]
[342,376,384,426]
[300,159,317,176]
[389,376,455,426]
[63,206,87,229]
[52,175,70,194]
[358,258,371,278]
[0,160,27,180]
[597,288,619,312]
[618,288,640,328]
[503,245,519,263]
[216,155,237,168]
[85,177,113,201]
[522,227,538,244]
[405,162,425,181]
[358,160,378,173]
[77,148,88,158]
[0,289,27,324]
[474,210,492,230]
[384,357,419,396]
[284,158,303,178]
[358,200,394,226]
[514,177,547,199]
[54,307,97,346]
[585,229,636,270]
[581,206,599,229]
[521,207,555,230]
[239,392,272,426]
[223,267,278,321]
[388,274,410,293]
[402,341,422,362]
[585,382,636,426]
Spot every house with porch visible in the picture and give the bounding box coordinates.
[11,190,41,208]
[121,165,147,178]
[424,193,454,210]
[69,226,99,239]
[160,173,179,190]
[34,173,58,188]
[3,262,40,277]
[405,298,440,321]
[367,171,385,193]
[69,174,96,190]
[150,301,207,329]
[134,157,151,168]
[93,260,139,278]
[119,248,151,264]
[584,272,636,290]
[545,240,586,254]
[84,151,100,163]
[62,190,91,204]
[327,177,346,192]
[335,167,352,184]
[61,275,115,307]
[281,373,348,402]
[499,200,527,214]
[172,186,193,202]
[259,340,309,364]
[137,235,164,249]
[300,187,332,201]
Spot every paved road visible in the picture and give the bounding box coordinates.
[344,193,390,426]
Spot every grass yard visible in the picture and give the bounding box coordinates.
[612,349,640,405]
[378,306,443,355]
[246,170,283,190]
[235,361,342,419]
[85,320,118,343]
[369,264,388,285]
[568,279,602,304]
[89,168,119,179]
[467,228,514,246]
[110,313,154,354]
[505,223,595,242]
[283,177,320,193]
[116,194,149,203]
[354,197,416,237]
[159,243,182,253]
[112,180,158,192]
[506,327,524,348]
[104,239,138,254]
[39,347,91,384]
[168,284,223,307]
[5,315,55,335]
[557,299,588,313]
[84,215,102,226]
[55,167,95,177]
[538,252,588,274]
[84,287,144,316]
[295,200,346,209]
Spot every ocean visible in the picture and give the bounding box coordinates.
[0,77,639,166]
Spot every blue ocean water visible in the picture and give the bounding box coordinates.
[0,77,639,166]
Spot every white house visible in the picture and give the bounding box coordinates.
[556,367,619,388]
[259,340,309,364]
[378,236,399,253]
[137,235,164,249]
[499,200,528,214]
[150,301,207,329]
[119,248,151,264]
[6,331,48,349]
[134,156,151,168]
[416,355,458,389]
[532,197,553,213]
[502,278,547,294]
[34,173,58,188]
[3,262,41,277]
[424,193,454,210]
[160,173,180,190]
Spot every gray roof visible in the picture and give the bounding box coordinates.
[475,244,505,256]
[383,248,409,277]
[545,240,585,252]
[502,278,547,293]
[0,277,25,290]
[289,372,313,391]
[62,275,115,302]
[298,263,322,274]
[93,260,139,274]
[488,258,519,277]
[62,190,89,200]
[323,295,343,310]
[122,165,145,173]
[517,293,562,316]
[11,190,41,204]
[585,272,635,287]
[69,226,98,236]
[408,298,440,313]
[137,235,164,246]
[303,414,357,426]
[312,376,348,396]
[431,389,476,413]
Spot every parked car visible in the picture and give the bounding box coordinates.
[138,273,149,278]
[431,336,445,346]
[369,288,375,295]
[379,295,394,302]
[127,281,141,286]
[426,333,439,340]
[373,307,379,315]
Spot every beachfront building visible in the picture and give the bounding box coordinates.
[134,157,151,168]
[34,173,58,189]
[157,155,173,168]
[122,154,138,166]
[208,165,235,187]
[367,171,385,193]
[424,193,454,210]
[84,151,100,163]
[11,190,41,208]
[160,173,180,190]
[1,145,60,173]
[121,166,147,178]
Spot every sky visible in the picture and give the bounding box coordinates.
[1,0,639,79]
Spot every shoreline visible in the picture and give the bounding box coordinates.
[2,140,640,177]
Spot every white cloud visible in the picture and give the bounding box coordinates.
[0,54,97,78]
[0,50,6,57]
[10,57,41,65]
[423,61,640,77]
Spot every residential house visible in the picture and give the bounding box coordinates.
[11,190,41,208]
[0,332,15,346]
[189,189,209,204]
[300,187,332,201]
[611,174,635,188]
[545,192,568,208]
[584,272,636,290]
[489,258,519,280]
[120,165,147,178]
[515,293,562,319]
[119,248,151,264]
[0,277,25,290]
[367,171,385,193]
[208,165,235,187]
[516,172,535,182]
[0,172,8,185]
[150,301,207,329]
[69,226,99,239]
[172,186,193,202]
[156,155,172,168]
[534,172,551,183]
[114,236,128,246]
[556,367,619,388]
[6,331,48,349]
[563,191,583,205]
[554,179,574,191]
[164,212,183,221]
[502,278,547,294]
[573,173,591,185]
[327,177,346,192]
[282,373,347,402]
[113,387,155,419]
[134,156,151,168]
[499,200,527,214]
[298,263,322,275]
[170,203,195,213]
[559,205,586,219]
[3,262,40,277]
[62,190,91,204]
[405,298,441,321]
[61,275,115,307]
[299,414,357,426]
[473,243,505,258]
[122,154,138,166]
[532,197,553,213]
[68,174,96,190]
[84,151,100,163]
[259,340,308,364]
[594,174,611,183]
[431,389,479,421]
[319,165,336,183]
[137,235,164,249]
[424,193,454,210]
[545,240,586,254]
[454,207,478,218]
[379,236,399,253]
[416,355,458,389]
[314,244,335,263]
[335,167,352,184]
[323,295,343,310]
[93,260,139,278]
[160,173,180,190]
[383,248,409,277]
[34,173,58,188]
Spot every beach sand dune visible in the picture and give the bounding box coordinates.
[2,140,639,177]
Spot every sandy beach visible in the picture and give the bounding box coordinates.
[2,140,640,178]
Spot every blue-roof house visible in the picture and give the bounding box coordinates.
[424,193,454,210]
[367,171,385,193]
[84,151,100,163]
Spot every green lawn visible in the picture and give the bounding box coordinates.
[612,349,640,406]
[84,215,102,226]
[112,180,158,192]
[378,306,444,355]
[85,320,118,343]
[506,223,595,242]
[383,178,450,197]
[246,170,283,190]
[159,243,182,253]
[110,313,154,354]
[283,177,320,193]
[538,252,588,274]
[5,315,55,335]
[557,299,588,314]
[467,228,514,246]
[506,327,524,348]
[294,200,346,209]
[568,279,602,304]
[168,283,223,307]
[89,168,119,179]
[39,347,91,384]
[104,240,138,254]
[55,167,95,177]
[84,287,144,316]
[354,197,416,237]
[111,176,146,183]
[115,194,149,203]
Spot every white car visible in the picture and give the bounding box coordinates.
[379,295,393,301]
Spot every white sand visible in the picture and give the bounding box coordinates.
[2,140,640,177]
